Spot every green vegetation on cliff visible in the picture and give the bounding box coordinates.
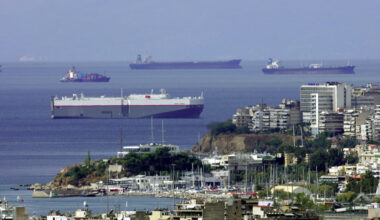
[52,148,205,187]
[120,147,205,177]
[207,120,249,135]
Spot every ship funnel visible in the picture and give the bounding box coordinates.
[136,54,142,64]
[160,88,166,94]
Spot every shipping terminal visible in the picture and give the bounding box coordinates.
[50,89,204,119]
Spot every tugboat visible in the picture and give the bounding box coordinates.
[60,67,110,82]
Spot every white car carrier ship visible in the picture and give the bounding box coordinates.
[50,89,204,119]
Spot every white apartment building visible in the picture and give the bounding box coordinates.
[300,82,351,134]
[373,105,380,142]
[233,99,300,132]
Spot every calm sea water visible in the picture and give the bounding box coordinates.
[0,59,379,214]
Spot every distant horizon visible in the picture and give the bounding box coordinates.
[1,0,380,62]
[1,57,378,63]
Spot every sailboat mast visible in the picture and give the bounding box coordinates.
[293,124,296,147]
[120,128,123,152]
[151,116,154,143]
[300,125,304,147]
[192,163,195,188]
[161,120,164,145]
[198,132,201,158]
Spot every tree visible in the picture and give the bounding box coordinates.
[327,148,344,167]
[318,185,334,198]
[207,120,237,135]
[310,149,329,171]
[295,193,314,209]
[266,138,283,148]
[367,140,380,145]
[345,153,358,164]
[336,191,357,202]
[346,170,378,194]
[274,190,291,200]
[311,132,331,149]
[84,150,91,168]
[121,147,204,176]
[340,137,357,148]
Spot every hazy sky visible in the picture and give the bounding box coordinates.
[0,0,379,61]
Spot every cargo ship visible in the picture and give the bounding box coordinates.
[50,89,204,119]
[262,59,355,74]
[129,55,242,69]
[60,67,110,82]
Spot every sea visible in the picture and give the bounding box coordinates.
[0,59,378,215]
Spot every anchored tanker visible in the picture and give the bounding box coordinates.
[50,89,204,119]
[130,55,242,69]
[262,58,355,74]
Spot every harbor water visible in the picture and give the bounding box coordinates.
[0,60,379,214]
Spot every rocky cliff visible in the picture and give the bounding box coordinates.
[192,132,299,154]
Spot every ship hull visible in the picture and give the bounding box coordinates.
[51,104,204,119]
[60,78,110,82]
[262,65,355,74]
[130,59,242,69]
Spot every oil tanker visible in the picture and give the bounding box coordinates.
[262,59,355,74]
[50,89,204,119]
[129,55,242,69]
[60,67,110,82]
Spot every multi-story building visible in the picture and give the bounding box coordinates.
[300,82,351,115]
[373,105,380,142]
[233,99,301,133]
[300,82,351,134]
[361,118,374,141]
[351,95,374,109]
[232,107,254,128]
[319,111,344,134]
[343,109,359,136]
